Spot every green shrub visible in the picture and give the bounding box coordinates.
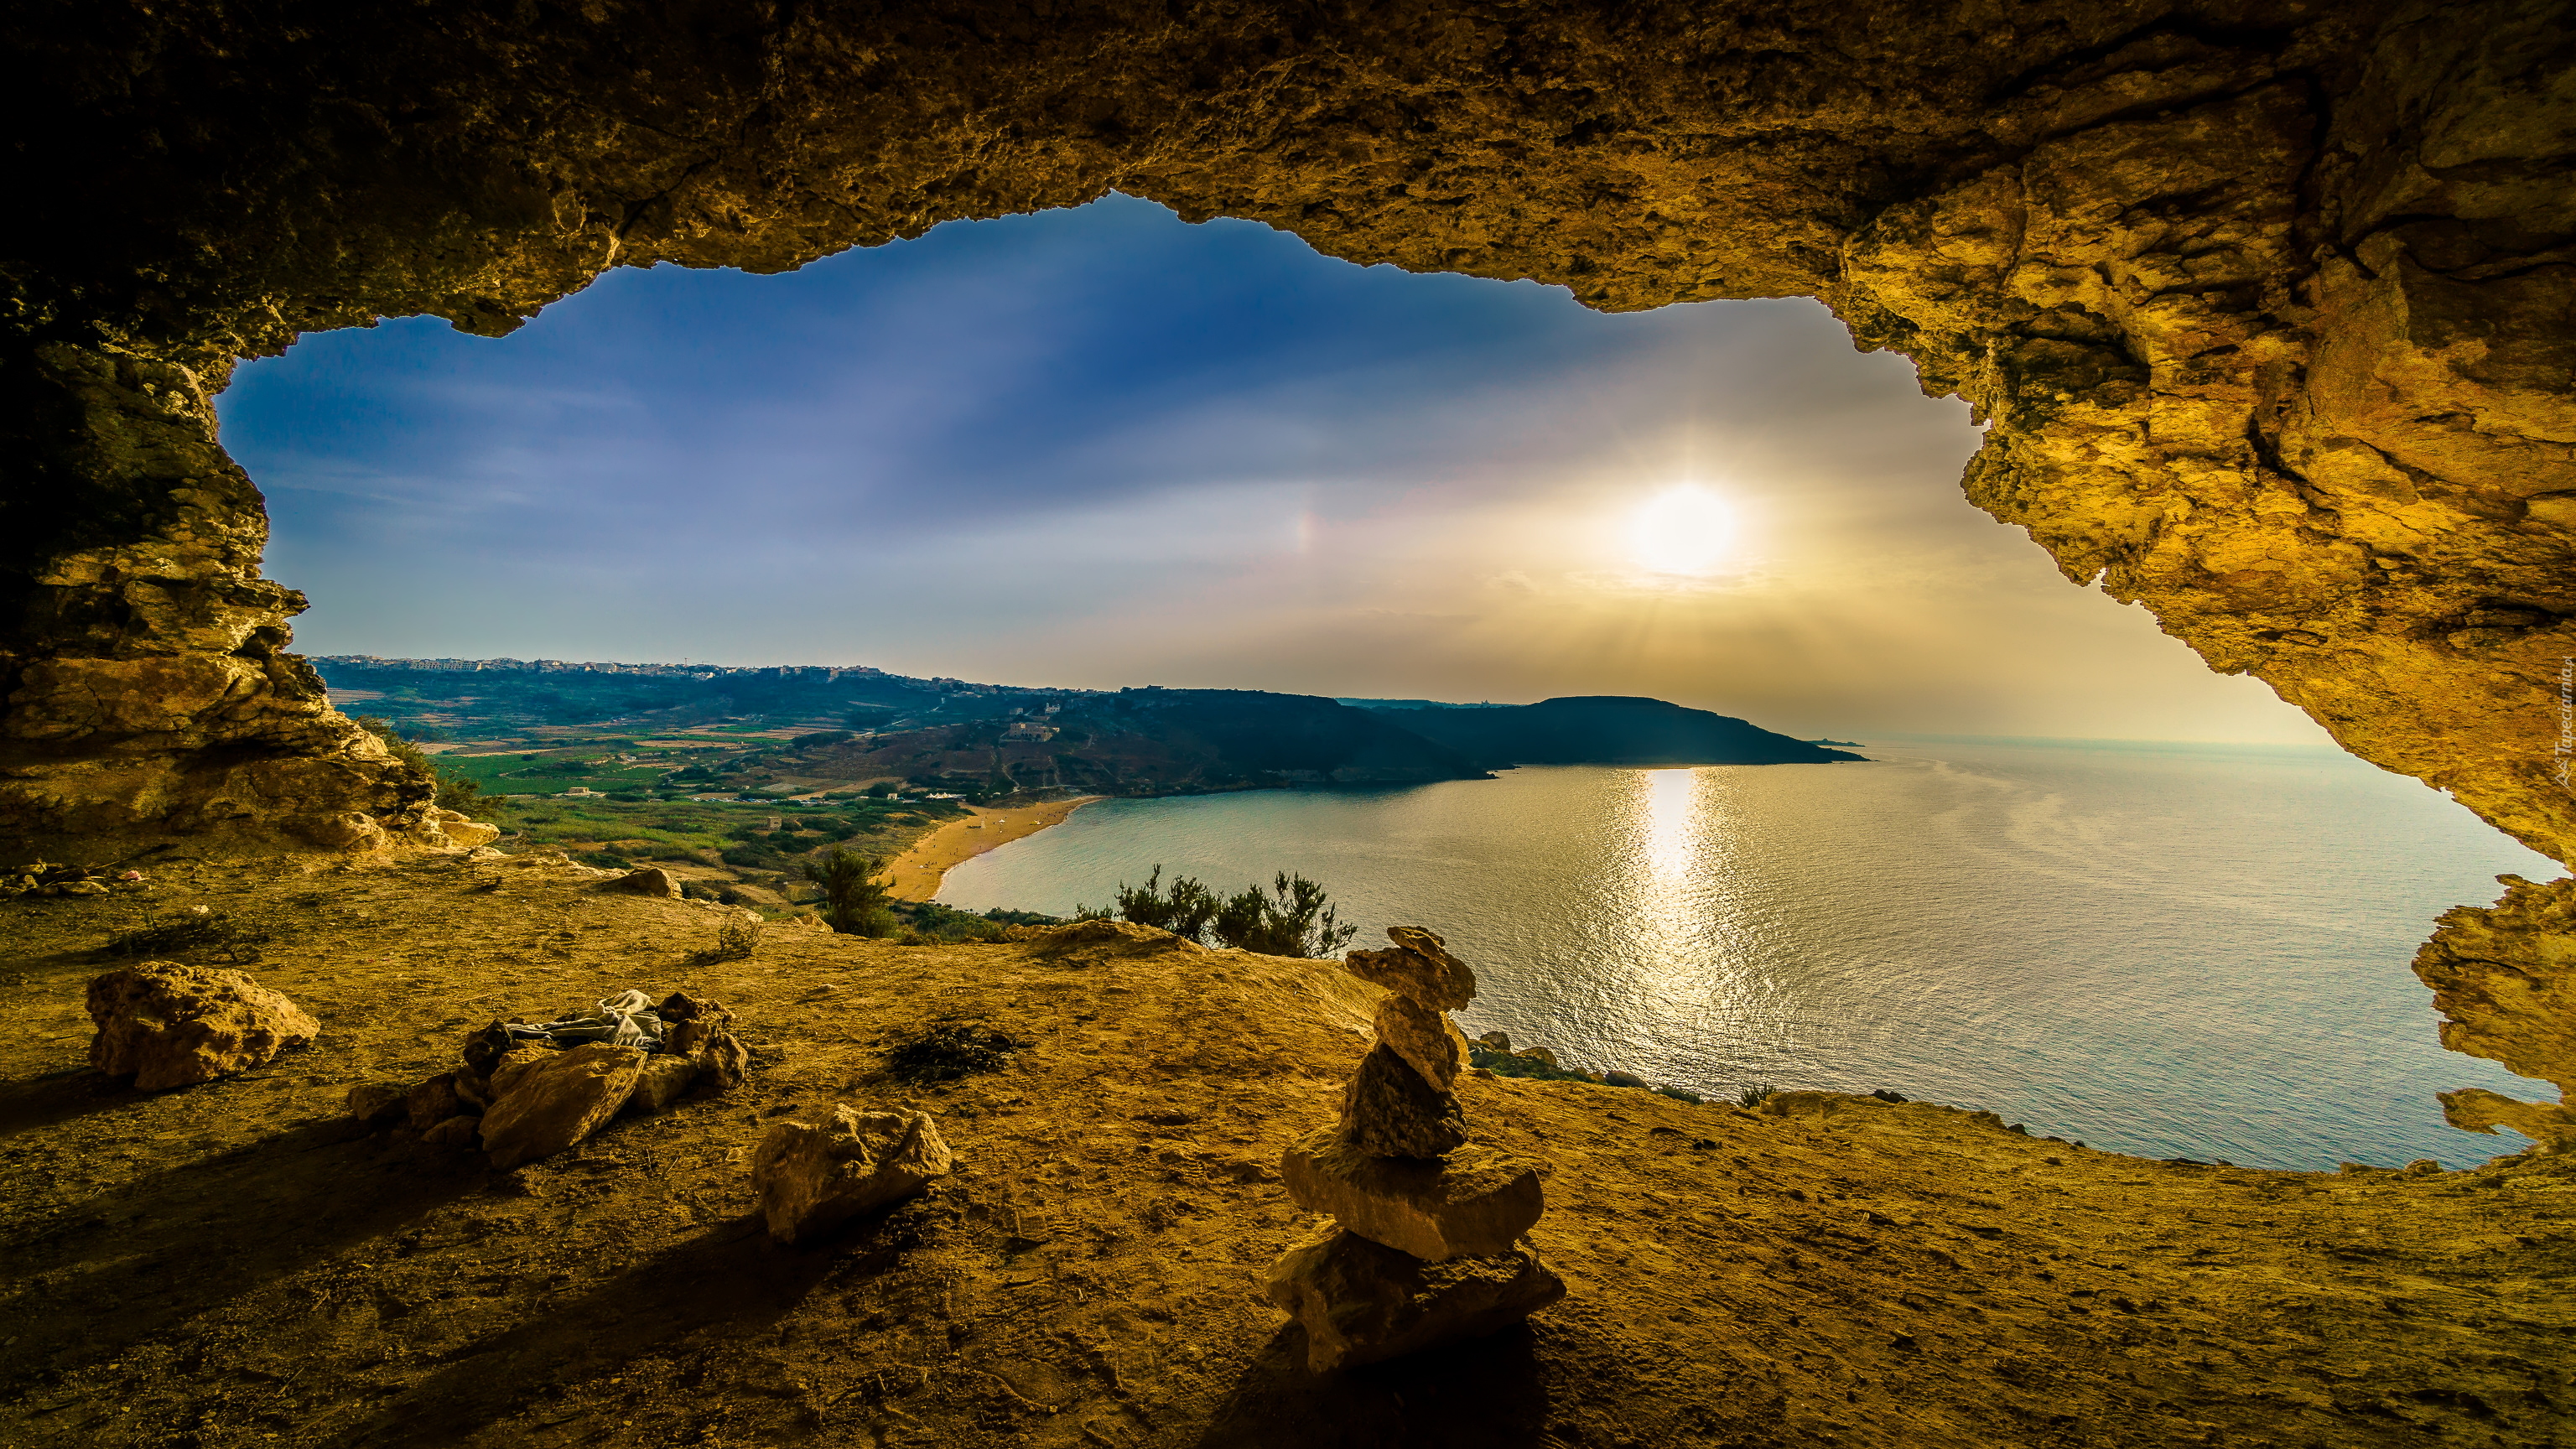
[1737,1083,1778,1109]
[805,846,897,937]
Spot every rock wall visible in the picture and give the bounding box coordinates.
[3,0,2568,1110]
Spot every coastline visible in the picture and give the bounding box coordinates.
[886,796,1102,901]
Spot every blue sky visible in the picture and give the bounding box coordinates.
[219,195,2329,743]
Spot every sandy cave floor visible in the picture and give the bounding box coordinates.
[1,849,2571,1449]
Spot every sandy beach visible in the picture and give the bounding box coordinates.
[884,796,1102,901]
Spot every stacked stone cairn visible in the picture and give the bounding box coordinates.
[1265,926,1564,1371]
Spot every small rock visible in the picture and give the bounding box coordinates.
[345,1082,408,1124]
[421,1115,482,1150]
[408,1072,465,1131]
[1374,995,1467,1093]
[1341,1043,1468,1158]
[86,961,320,1092]
[477,1042,649,1169]
[453,1068,492,1113]
[1280,1128,1544,1261]
[750,1104,954,1244]
[690,1030,751,1093]
[1514,1046,1561,1069]
[461,1021,520,1077]
[1602,1070,1647,1089]
[431,808,503,849]
[1342,926,1475,1010]
[611,866,681,898]
[626,1055,699,1114]
[1264,1223,1565,1372]
[1474,1030,1511,1051]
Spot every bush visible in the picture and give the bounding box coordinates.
[1737,1083,1778,1109]
[1208,872,1358,958]
[1112,865,1220,940]
[805,846,897,937]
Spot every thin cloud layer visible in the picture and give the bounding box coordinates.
[220,195,2328,745]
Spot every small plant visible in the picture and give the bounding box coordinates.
[1736,1083,1778,1109]
[1113,865,1220,940]
[1870,1088,1909,1104]
[1104,865,1357,958]
[804,846,897,937]
[703,914,762,962]
[884,1021,1029,1084]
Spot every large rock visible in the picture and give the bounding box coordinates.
[1343,927,1475,1010]
[431,808,502,849]
[1341,1042,1468,1158]
[85,961,320,1091]
[1280,1127,1544,1261]
[610,866,680,897]
[751,1105,953,1244]
[1374,994,1467,1093]
[1264,1224,1566,1372]
[477,1042,647,1169]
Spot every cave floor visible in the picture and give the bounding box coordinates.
[2,849,2570,1449]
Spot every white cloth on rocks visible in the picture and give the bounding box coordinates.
[506,989,667,1052]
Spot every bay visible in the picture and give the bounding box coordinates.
[938,736,2561,1170]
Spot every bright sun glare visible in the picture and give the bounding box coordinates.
[1627,485,1737,576]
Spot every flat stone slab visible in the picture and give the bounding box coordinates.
[479,1042,647,1169]
[1280,1126,1543,1261]
[1265,1223,1566,1372]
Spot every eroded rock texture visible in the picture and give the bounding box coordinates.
[3,2,2570,1103]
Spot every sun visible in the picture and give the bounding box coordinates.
[1627,485,1737,576]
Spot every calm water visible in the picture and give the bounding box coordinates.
[940,738,2562,1170]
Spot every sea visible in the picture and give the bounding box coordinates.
[937,737,2563,1171]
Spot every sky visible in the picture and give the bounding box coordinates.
[218,194,2333,745]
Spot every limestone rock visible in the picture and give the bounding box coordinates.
[2440,1087,2574,1151]
[431,808,501,849]
[626,1055,699,1114]
[1374,994,1467,1093]
[461,1021,520,1077]
[1343,927,1475,1010]
[1280,1127,1544,1261]
[345,1082,408,1124]
[477,1042,647,1169]
[408,1071,465,1130]
[750,1105,953,1244]
[85,962,320,1091]
[421,1115,481,1150]
[690,1030,751,1093]
[611,866,680,897]
[1342,1042,1468,1158]
[1265,1223,1565,1372]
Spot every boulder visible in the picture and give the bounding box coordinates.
[1374,995,1467,1092]
[611,866,681,898]
[1280,1127,1544,1261]
[345,1081,408,1124]
[1342,926,1475,1010]
[1341,1043,1468,1158]
[1265,1224,1566,1372]
[86,961,320,1091]
[751,1104,954,1244]
[1474,1030,1511,1051]
[408,1071,465,1130]
[626,1055,699,1114]
[477,1042,648,1169]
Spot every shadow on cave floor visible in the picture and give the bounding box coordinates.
[1196,1324,1553,1449]
[0,1120,474,1388]
[0,1067,139,1136]
[322,1209,908,1449]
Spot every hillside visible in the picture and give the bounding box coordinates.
[1366,696,1866,767]
[3,854,2566,1448]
